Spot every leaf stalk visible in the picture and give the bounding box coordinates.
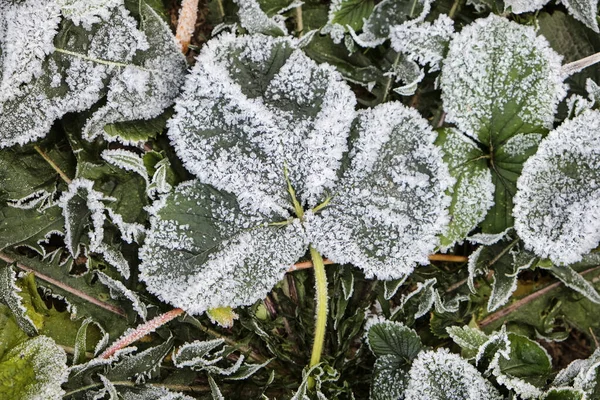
[307,246,329,389]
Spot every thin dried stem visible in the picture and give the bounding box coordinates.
[175,0,200,53]
[479,265,600,328]
[34,145,72,184]
[428,254,468,263]
[562,51,600,76]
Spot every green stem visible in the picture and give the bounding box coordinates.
[448,0,461,19]
[308,246,328,389]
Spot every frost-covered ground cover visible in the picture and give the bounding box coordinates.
[1,0,600,399]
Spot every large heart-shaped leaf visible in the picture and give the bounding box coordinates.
[439,15,566,234]
[514,110,600,265]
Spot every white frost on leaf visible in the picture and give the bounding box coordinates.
[167,33,356,215]
[101,149,149,185]
[389,56,425,97]
[390,14,454,72]
[0,263,38,336]
[96,271,147,320]
[57,0,122,29]
[404,348,502,400]
[0,0,61,101]
[233,0,287,35]
[514,110,600,265]
[504,0,549,13]
[139,181,308,315]
[307,103,452,280]
[441,15,566,142]
[560,0,600,32]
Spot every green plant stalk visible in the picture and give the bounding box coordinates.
[308,246,328,389]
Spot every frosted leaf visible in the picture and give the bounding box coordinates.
[172,338,244,375]
[167,33,356,215]
[0,335,68,400]
[0,2,185,148]
[404,348,502,400]
[307,102,452,280]
[433,291,468,314]
[0,263,37,336]
[436,128,494,249]
[352,0,431,47]
[514,110,600,265]
[58,179,112,257]
[119,386,196,400]
[504,0,549,13]
[0,0,61,100]
[544,264,600,304]
[383,276,407,300]
[208,375,225,400]
[370,355,407,400]
[390,56,424,97]
[398,278,437,319]
[323,0,374,40]
[106,336,174,384]
[476,325,510,370]
[586,79,600,104]
[441,15,566,142]
[147,158,173,197]
[96,271,147,320]
[487,244,536,312]
[102,149,149,185]
[561,0,600,32]
[446,325,488,356]
[58,0,122,29]
[366,320,422,359]
[467,228,512,245]
[82,4,187,142]
[466,0,494,12]
[233,0,287,35]
[390,14,454,72]
[139,181,307,315]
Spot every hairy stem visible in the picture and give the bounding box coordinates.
[308,246,329,389]
[175,0,200,53]
[34,145,72,184]
[100,308,184,358]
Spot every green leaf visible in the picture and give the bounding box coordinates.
[370,355,408,400]
[546,264,600,304]
[105,336,174,382]
[435,127,494,248]
[139,181,307,315]
[447,325,488,359]
[353,0,429,47]
[441,15,567,233]
[0,1,185,148]
[0,335,68,400]
[102,110,171,143]
[498,333,552,382]
[328,0,374,32]
[233,0,287,35]
[0,263,39,336]
[366,320,422,360]
[543,388,585,400]
[405,348,502,399]
[514,110,600,265]
[561,0,599,33]
[308,102,452,280]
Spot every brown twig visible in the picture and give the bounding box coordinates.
[175,0,200,53]
[479,265,600,328]
[34,145,72,184]
[0,252,126,317]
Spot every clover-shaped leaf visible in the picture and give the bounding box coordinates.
[140,33,451,314]
[439,15,567,236]
[514,110,600,265]
[0,0,185,148]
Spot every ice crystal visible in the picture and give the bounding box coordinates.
[233,0,287,35]
[141,34,451,315]
[561,0,600,33]
[514,110,600,265]
[404,348,502,399]
[441,15,566,142]
[504,0,549,13]
[0,263,37,335]
[96,271,147,320]
[0,0,185,148]
[390,14,454,72]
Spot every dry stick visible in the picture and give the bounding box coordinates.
[479,265,600,328]
[562,51,600,76]
[289,254,467,272]
[175,0,200,53]
[0,252,126,317]
[34,145,72,184]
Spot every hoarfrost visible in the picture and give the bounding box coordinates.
[514,110,600,265]
[390,14,454,72]
[440,15,566,143]
[404,348,502,399]
[139,181,308,315]
[102,149,149,185]
[58,0,122,29]
[0,263,38,335]
[167,33,355,215]
[562,0,600,33]
[307,103,452,280]
[504,0,549,13]
[96,271,147,320]
[233,0,287,35]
